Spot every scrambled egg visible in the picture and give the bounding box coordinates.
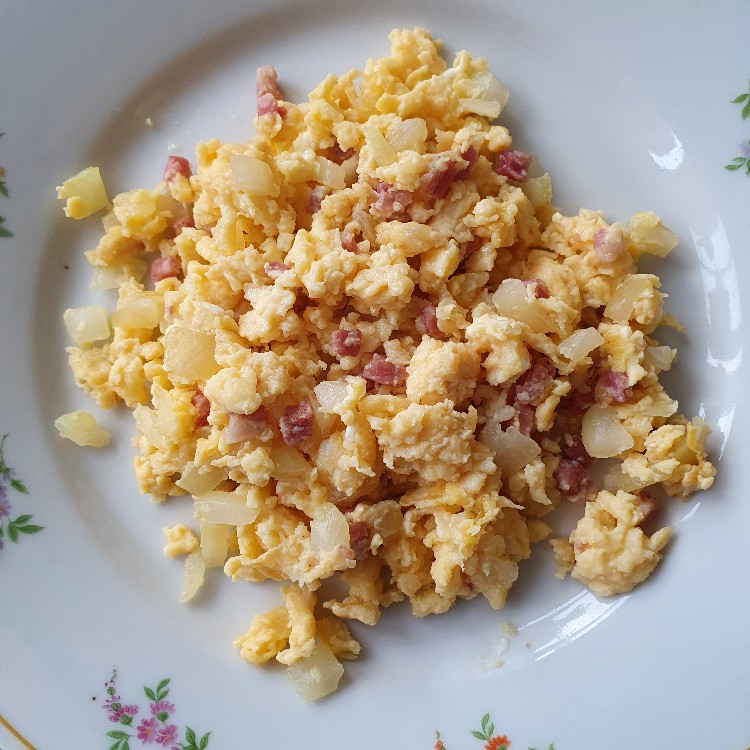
[59,28,716,697]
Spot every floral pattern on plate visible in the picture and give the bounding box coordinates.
[725,79,750,174]
[102,669,211,750]
[0,433,42,550]
[434,713,554,750]
[0,133,12,238]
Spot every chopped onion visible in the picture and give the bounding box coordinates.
[270,445,311,481]
[111,294,163,330]
[314,157,345,190]
[101,210,120,231]
[230,153,277,196]
[460,98,503,119]
[56,166,109,219]
[492,279,552,333]
[163,325,220,381]
[342,155,359,187]
[54,410,110,447]
[90,258,147,289]
[310,503,350,558]
[582,405,634,458]
[180,549,205,603]
[176,461,225,495]
[625,212,678,258]
[199,521,229,568]
[644,345,676,372]
[386,118,428,152]
[194,490,260,526]
[480,424,540,471]
[314,381,349,412]
[363,123,396,167]
[63,305,110,346]
[522,174,553,212]
[286,640,344,701]
[558,327,604,361]
[604,275,654,324]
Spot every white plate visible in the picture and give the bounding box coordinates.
[1,1,748,748]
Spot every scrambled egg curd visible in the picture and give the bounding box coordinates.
[58,28,716,698]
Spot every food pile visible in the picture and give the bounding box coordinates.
[57,28,716,698]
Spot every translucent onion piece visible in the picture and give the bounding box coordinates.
[363,123,396,167]
[194,491,260,526]
[522,174,553,212]
[582,405,634,458]
[199,521,229,568]
[286,640,344,701]
[163,325,220,381]
[625,212,678,258]
[310,503,350,558]
[460,97,503,119]
[175,461,224,495]
[313,381,349,412]
[54,410,110,447]
[386,118,428,152]
[270,445,311,481]
[180,549,205,603]
[111,294,163,330]
[314,157,345,190]
[63,305,111,346]
[90,258,147,290]
[558,327,604,361]
[644,345,676,372]
[604,275,655,324]
[480,424,540,471]
[230,153,276,195]
[56,166,109,219]
[492,279,553,333]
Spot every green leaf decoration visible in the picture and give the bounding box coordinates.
[731,92,749,103]
[13,514,31,525]
[743,99,750,120]
[143,686,156,701]
[7,523,18,542]
[0,181,7,198]
[0,224,13,238]
[10,477,27,493]
[18,523,44,534]
[199,732,211,749]
[106,730,130,739]
[156,677,171,700]
[185,726,197,745]
[471,730,487,740]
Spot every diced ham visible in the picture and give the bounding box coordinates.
[420,157,461,200]
[163,155,192,182]
[493,150,531,181]
[171,214,194,235]
[331,328,362,357]
[567,387,596,412]
[326,143,355,164]
[191,391,211,428]
[635,491,659,526]
[362,354,406,386]
[593,225,626,264]
[348,521,370,561]
[415,303,443,339]
[461,236,483,260]
[279,401,314,446]
[554,458,595,499]
[225,407,269,444]
[256,65,285,117]
[594,370,631,404]
[523,278,550,299]
[562,433,592,466]
[340,229,358,253]
[151,255,182,283]
[370,181,413,220]
[514,358,556,405]
[514,403,535,437]
[455,145,478,180]
[309,186,327,214]
[264,261,289,279]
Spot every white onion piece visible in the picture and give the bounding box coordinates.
[386,118,427,152]
[314,157,345,190]
[460,98,503,119]
[310,503,350,558]
[54,410,110,447]
[163,325,219,381]
[63,305,111,345]
[492,279,552,333]
[523,174,553,212]
[90,258,146,289]
[199,521,229,568]
[625,212,678,258]
[480,425,540,471]
[230,153,276,196]
[314,381,349,412]
[363,123,396,166]
[342,155,359,187]
[180,549,205,603]
[176,461,224,495]
[604,275,655,324]
[286,640,344,701]
[111,294,163,330]
[56,166,109,219]
[194,490,260,526]
[558,328,604,361]
[644,345,676,372]
[582,405,634,458]
[270,445,311,481]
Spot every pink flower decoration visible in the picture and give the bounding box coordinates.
[122,704,138,716]
[137,717,160,743]
[150,700,175,717]
[156,724,179,747]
